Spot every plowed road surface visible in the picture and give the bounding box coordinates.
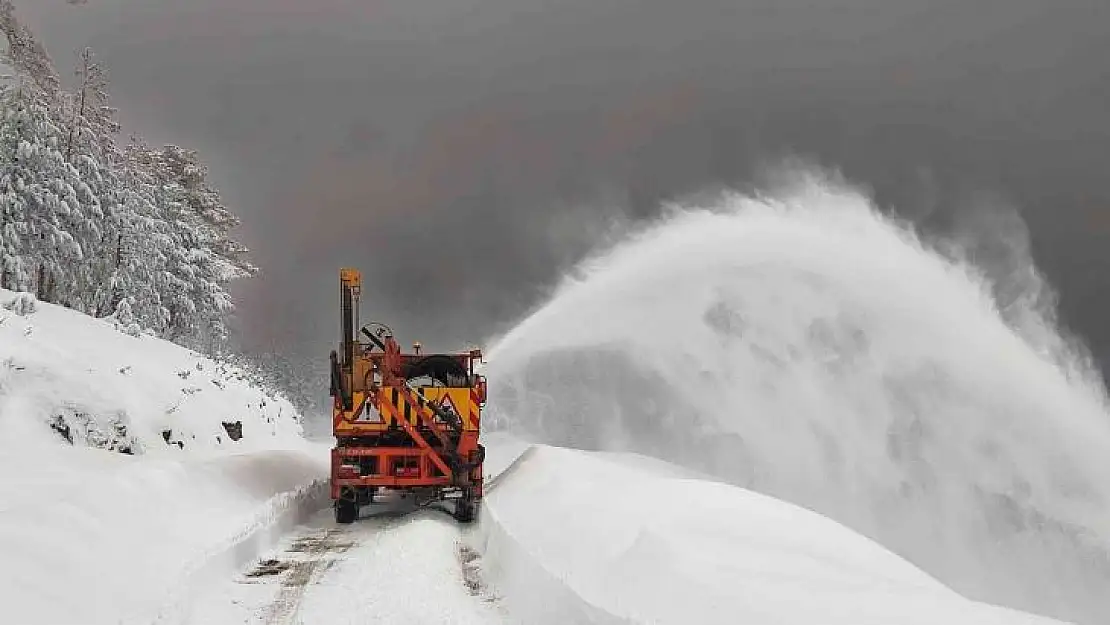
[181,502,508,625]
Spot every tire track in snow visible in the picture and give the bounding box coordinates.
[258,526,357,625]
[281,509,507,624]
[248,443,538,624]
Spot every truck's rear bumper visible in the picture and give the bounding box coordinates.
[330,446,483,499]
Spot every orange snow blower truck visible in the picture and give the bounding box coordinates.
[329,268,487,524]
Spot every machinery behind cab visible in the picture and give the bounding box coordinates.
[329,268,487,524]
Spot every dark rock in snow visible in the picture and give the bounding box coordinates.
[222,420,243,441]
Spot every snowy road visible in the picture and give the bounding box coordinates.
[174,436,530,625]
[183,503,507,625]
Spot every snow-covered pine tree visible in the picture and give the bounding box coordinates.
[59,47,133,318]
[64,47,119,164]
[0,76,99,303]
[156,145,255,282]
[0,1,259,360]
[109,138,173,333]
[126,143,256,351]
[0,80,27,290]
[0,2,105,306]
[0,1,60,97]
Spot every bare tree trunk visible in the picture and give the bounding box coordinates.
[35,262,45,299]
[65,49,91,162]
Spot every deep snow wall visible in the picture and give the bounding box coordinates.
[483,172,1110,624]
[477,444,1068,625]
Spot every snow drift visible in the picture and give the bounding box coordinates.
[482,174,1110,624]
[0,289,328,624]
[0,446,328,624]
[478,444,1066,624]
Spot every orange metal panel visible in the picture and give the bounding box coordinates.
[332,477,454,488]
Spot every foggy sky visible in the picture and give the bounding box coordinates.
[17,0,1110,407]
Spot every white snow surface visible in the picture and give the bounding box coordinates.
[0,289,329,624]
[477,442,1071,625]
[0,445,329,624]
[0,288,305,455]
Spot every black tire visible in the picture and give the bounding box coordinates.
[454,496,477,523]
[335,500,358,524]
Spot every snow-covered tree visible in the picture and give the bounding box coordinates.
[0,1,60,96]
[121,142,256,351]
[0,3,106,308]
[65,47,119,164]
[0,77,101,302]
[57,47,132,319]
[0,1,257,357]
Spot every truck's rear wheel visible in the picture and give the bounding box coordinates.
[454,493,477,523]
[335,500,358,524]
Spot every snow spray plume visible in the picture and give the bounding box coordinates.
[482,170,1110,624]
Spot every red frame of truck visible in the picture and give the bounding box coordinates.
[328,268,485,522]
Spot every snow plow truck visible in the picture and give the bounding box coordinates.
[329,268,487,524]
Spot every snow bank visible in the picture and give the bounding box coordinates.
[477,444,1069,625]
[0,289,329,624]
[0,446,328,624]
[0,288,304,455]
